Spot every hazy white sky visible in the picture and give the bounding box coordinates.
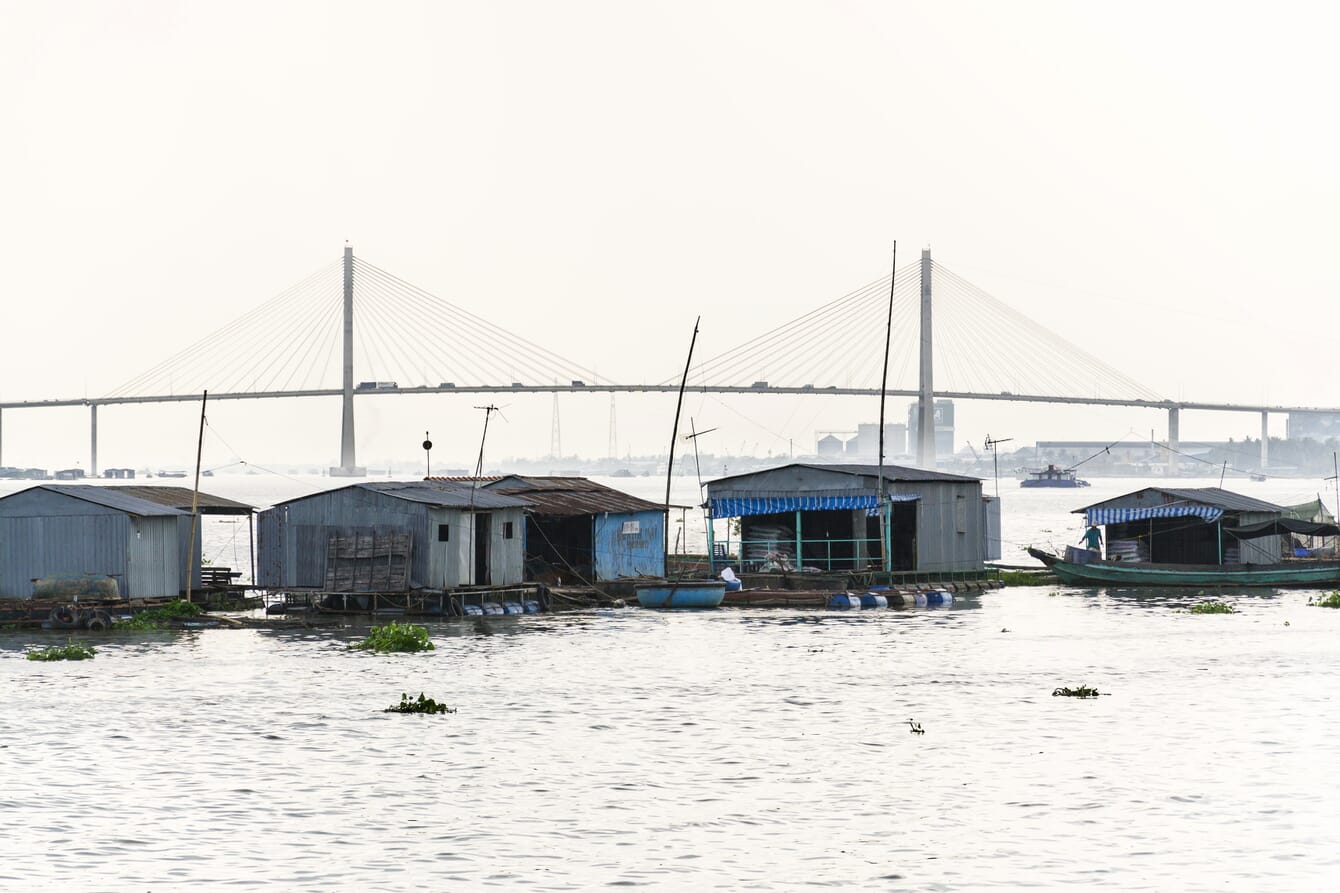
[2,1,1337,471]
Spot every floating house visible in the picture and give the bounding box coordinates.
[703,463,995,573]
[1074,487,1291,565]
[257,481,530,592]
[0,484,254,599]
[478,475,666,582]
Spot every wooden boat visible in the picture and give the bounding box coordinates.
[635,581,726,608]
[1027,546,1340,587]
[1020,465,1089,488]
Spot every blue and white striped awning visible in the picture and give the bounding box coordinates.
[1086,505,1223,526]
[709,494,919,518]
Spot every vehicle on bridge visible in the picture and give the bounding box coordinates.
[356,381,398,390]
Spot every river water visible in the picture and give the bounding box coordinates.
[2,472,1339,890]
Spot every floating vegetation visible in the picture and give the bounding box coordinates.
[1311,592,1340,609]
[995,569,1056,587]
[385,692,455,715]
[27,641,96,661]
[350,621,435,653]
[1188,601,1236,615]
[907,718,925,734]
[1053,685,1102,698]
[117,600,205,630]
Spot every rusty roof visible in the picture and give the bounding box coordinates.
[43,484,254,515]
[427,475,666,516]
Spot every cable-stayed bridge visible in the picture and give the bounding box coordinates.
[2,245,1333,474]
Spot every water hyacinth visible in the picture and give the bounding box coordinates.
[350,622,435,653]
[27,641,97,661]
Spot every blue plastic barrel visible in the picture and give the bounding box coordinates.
[723,578,742,592]
[523,600,542,614]
[502,601,524,614]
[482,602,505,615]
[924,590,953,605]
[859,592,889,609]
[462,604,484,616]
[827,593,861,610]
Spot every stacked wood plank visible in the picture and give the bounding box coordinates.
[324,531,413,591]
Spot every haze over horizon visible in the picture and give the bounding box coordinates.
[3,1,1336,472]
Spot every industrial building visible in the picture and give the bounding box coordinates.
[703,462,997,574]
[0,485,253,599]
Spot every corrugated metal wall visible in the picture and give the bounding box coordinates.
[1234,511,1280,565]
[982,497,1002,561]
[0,514,128,598]
[892,480,985,572]
[489,507,526,585]
[593,510,665,579]
[257,491,526,590]
[129,515,181,598]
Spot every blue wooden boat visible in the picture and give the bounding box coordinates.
[1027,547,1340,587]
[635,581,725,608]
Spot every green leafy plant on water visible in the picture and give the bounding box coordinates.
[1188,601,1236,614]
[996,569,1055,587]
[350,621,435,653]
[1053,685,1102,698]
[27,641,97,661]
[385,692,455,715]
[1311,592,1340,608]
[116,599,205,630]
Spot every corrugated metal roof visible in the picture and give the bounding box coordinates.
[1075,487,1285,515]
[356,481,531,509]
[709,462,981,486]
[29,485,186,517]
[93,485,253,515]
[484,476,665,516]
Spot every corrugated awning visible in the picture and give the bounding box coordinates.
[1086,505,1223,526]
[709,494,919,518]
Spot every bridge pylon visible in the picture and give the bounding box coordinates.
[330,242,366,477]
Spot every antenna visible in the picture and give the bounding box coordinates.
[984,434,1013,498]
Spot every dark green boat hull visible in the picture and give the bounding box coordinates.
[1029,549,1340,588]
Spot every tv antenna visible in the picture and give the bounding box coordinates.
[984,434,1013,498]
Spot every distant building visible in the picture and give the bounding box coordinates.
[907,399,955,459]
[1288,411,1340,441]
[855,422,908,459]
[816,434,845,457]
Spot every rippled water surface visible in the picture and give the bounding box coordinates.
[5,586,1340,891]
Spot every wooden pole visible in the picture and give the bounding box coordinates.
[185,390,207,603]
[878,243,897,571]
[664,317,700,577]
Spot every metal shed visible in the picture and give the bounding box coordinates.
[0,484,252,599]
[1076,487,1286,565]
[257,481,530,591]
[704,462,990,573]
[478,475,666,582]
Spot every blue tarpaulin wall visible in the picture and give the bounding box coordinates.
[709,494,919,518]
[1086,505,1223,526]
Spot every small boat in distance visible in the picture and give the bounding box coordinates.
[1021,465,1089,488]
